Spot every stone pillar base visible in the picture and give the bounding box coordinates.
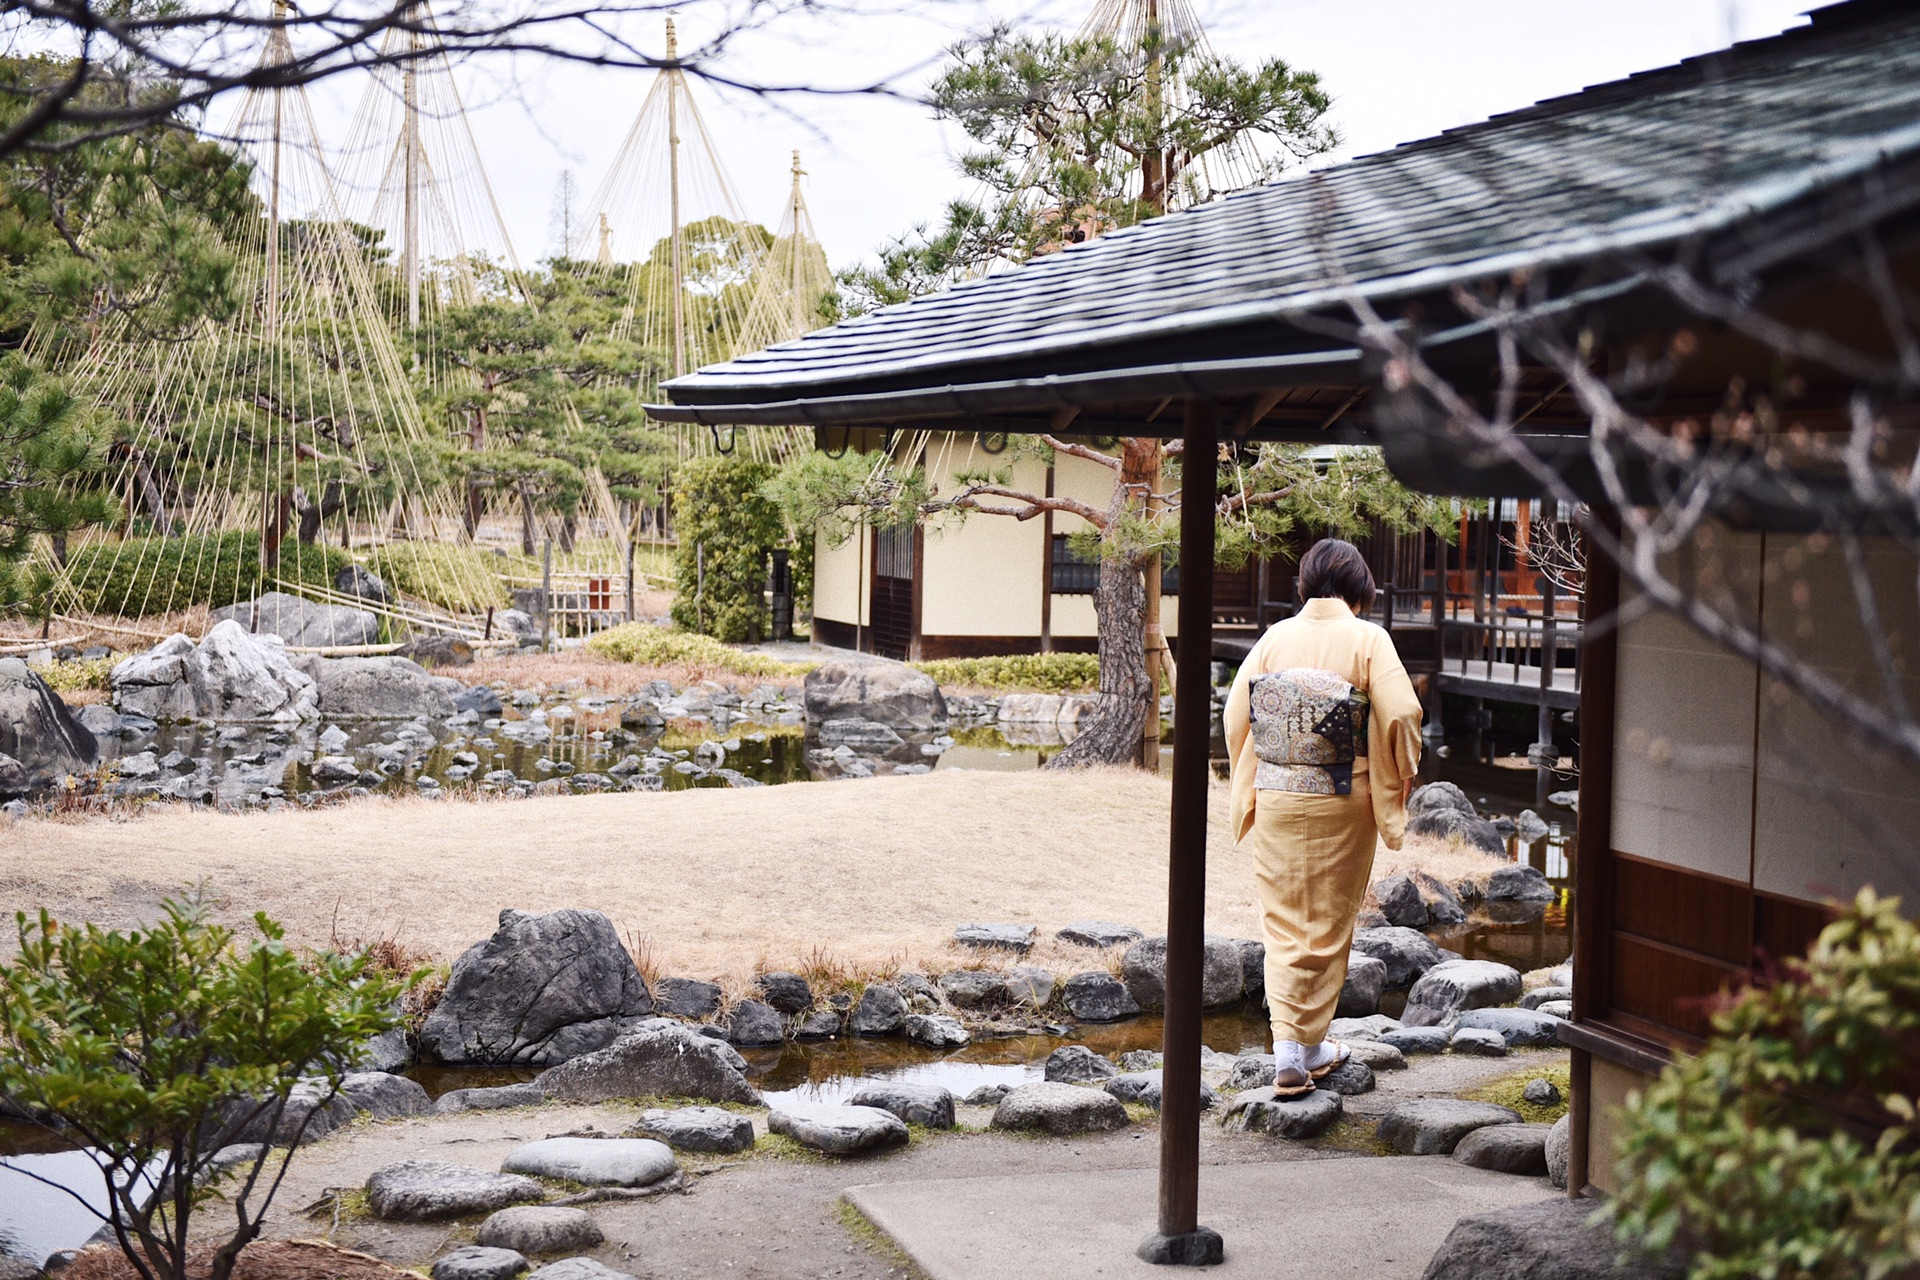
[1137,1226,1224,1266]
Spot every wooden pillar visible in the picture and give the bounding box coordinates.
[1140,399,1221,1266]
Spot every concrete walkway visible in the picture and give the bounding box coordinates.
[846,1155,1555,1279]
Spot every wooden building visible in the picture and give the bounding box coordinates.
[659,0,1920,1257]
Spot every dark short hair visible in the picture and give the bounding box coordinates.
[1298,538,1376,613]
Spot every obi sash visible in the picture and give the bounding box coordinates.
[1248,667,1370,795]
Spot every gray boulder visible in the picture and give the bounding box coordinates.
[849,1081,956,1129]
[953,922,1036,952]
[1350,927,1445,988]
[1404,960,1523,1025]
[1346,1039,1408,1072]
[1225,1055,1275,1092]
[1337,954,1388,1017]
[1315,1059,1375,1096]
[1453,1123,1551,1176]
[1057,921,1144,948]
[1004,965,1055,1007]
[964,1084,1012,1106]
[113,623,318,723]
[221,1078,354,1144]
[1377,1100,1522,1155]
[1519,986,1573,1011]
[1407,806,1506,854]
[991,1082,1129,1135]
[395,635,475,668]
[0,658,97,796]
[653,977,723,1019]
[457,685,506,717]
[526,1260,634,1280]
[335,565,390,605]
[818,718,903,748]
[536,1020,761,1106]
[1044,1045,1118,1084]
[1483,863,1556,902]
[850,984,908,1036]
[1545,1114,1572,1190]
[1381,1026,1453,1055]
[905,1013,970,1048]
[755,971,813,1014]
[1453,1008,1565,1049]
[724,999,784,1046]
[803,658,946,731]
[1450,1027,1509,1057]
[1220,1087,1342,1139]
[1329,1014,1401,1041]
[768,1102,910,1154]
[1373,874,1428,929]
[475,1206,604,1255]
[791,1008,843,1039]
[1062,971,1141,1022]
[340,1070,431,1119]
[500,1137,676,1188]
[1101,1071,1220,1112]
[1408,780,1475,817]
[1420,1197,1683,1280]
[1232,939,1266,1004]
[1122,935,1245,1011]
[1514,809,1551,842]
[630,1106,756,1154]
[938,969,1008,1008]
[1523,1078,1562,1107]
[434,1084,546,1115]
[355,1026,412,1073]
[212,592,377,648]
[302,655,461,719]
[421,908,653,1066]
[1413,872,1468,926]
[432,1246,529,1280]
[365,1160,544,1221]
[76,702,121,738]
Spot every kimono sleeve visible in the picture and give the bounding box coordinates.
[1366,629,1424,849]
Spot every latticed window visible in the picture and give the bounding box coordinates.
[1051,535,1179,594]
[876,523,915,579]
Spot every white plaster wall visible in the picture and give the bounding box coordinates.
[813,524,867,627]
[920,445,1046,637]
[1752,534,1920,905]
[1609,529,1762,883]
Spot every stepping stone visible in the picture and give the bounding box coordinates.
[1376,1100,1522,1155]
[1537,999,1573,1020]
[1381,1026,1452,1055]
[991,1082,1129,1135]
[849,1081,957,1128]
[1044,1045,1118,1083]
[1349,927,1444,987]
[628,1106,756,1154]
[1404,960,1523,1023]
[1330,1014,1402,1041]
[365,1160,544,1221]
[1451,1027,1509,1057]
[905,1013,970,1048]
[500,1137,676,1188]
[525,1261,634,1280]
[1423,1197,1677,1280]
[1519,986,1572,1011]
[1057,921,1144,948]
[1222,1055,1275,1093]
[1344,1040,1407,1072]
[434,1084,546,1115]
[1314,1058,1375,1097]
[768,1102,910,1154]
[432,1246,529,1280]
[1452,1123,1552,1176]
[1220,1087,1343,1139]
[1101,1070,1222,1111]
[953,922,1035,952]
[1336,954,1389,1016]
[1546,1113,1572,1189]
[476,1206,603,1255]
[1453,1007,1565,1048]
[1061,972,1140,1022]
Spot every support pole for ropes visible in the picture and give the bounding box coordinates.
[402,10,421,329]
[666,18,686,380]
[1140,397,1221,1267]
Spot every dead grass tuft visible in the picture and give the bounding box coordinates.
[1368,835,1511,897]
[454,647,796,699]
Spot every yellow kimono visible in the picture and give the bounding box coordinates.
[1223,597,1424,1046]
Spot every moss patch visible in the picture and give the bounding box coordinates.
[1464,1062,1572,1124]
[835,1197,929,1278]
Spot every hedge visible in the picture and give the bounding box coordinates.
[59,532,350,617]
[585,622,812,679]
[912,652,1100,694]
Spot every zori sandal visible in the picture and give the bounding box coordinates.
[1307,1040,1351,1080]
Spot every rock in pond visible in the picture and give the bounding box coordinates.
[803,658,946,731]
[1003,965,1055,1007]
[724,999,784,1046]
[937,969,1008,1008]
[1062,971,1141,1022]
[526,1261,635,1280]
[211,592,378,648]
[964,1084,1011,1106]
[1337,954,1388,1017]
[113,623,317,723]
[1057,920,1144,948]
[1453,1007,1565,1049]
[1220,1087,1342,1139]
[1483,863,1556,902]
[768,1102,910,1154]
[1349,927,1444,988]
[991,1083,1129,1135]
[952,922,1036,952]
[652,977,723,1019]
[1421,1197,1683,1280]
[1376,1100,1522,1155]
[1102,1071,1221,1112]
[434,1084,546,1115]
[1372,873,1428,929]
[1403,959,1523,1025]
[905,1013,969,1048]
[475,1206,604,1255]
[849,984,907,1036]
[1044,1045,1118,1084]
[629,1106,756,1154]
[1122,935,1244,1011]
[501,1137,676,1189]
[1408,780,1475,817]
[432,1246,529,1280]
[1453,1123,1552,1176]
[366,1160,545,1221]
[537,1020,761,1106]
[756,971,813,1014]
[298,655,462,719]
[849,1081,956,1129]
[1406,805,1507,854]
[422,908,653,1066]
[0,658,96,796]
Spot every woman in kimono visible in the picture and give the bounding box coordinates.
[1223,538,1423,1093]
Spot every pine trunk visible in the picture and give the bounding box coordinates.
[1045,552,1151,769]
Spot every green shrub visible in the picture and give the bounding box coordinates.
[913,652,1101,693]
[671,456,785,643]
[1611,888,1920,1280]
[38,655,114,693]
[367,542,510,612]
[586,622,812,679]
[0,896,410,1280]
[57,532,348,616]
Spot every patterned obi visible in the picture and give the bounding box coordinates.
[1248,667,1370,795]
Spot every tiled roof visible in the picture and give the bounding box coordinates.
[658,1,1920,422]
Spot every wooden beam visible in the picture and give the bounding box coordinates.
[1141,398,1222,1266]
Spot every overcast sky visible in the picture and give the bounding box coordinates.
[296,0,1818,272]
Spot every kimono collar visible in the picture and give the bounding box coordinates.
[1298,597,1356,620]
